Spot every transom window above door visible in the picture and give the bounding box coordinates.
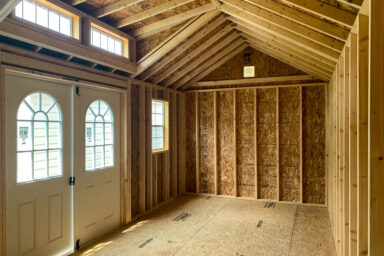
[85,100,114,171]
[17,92,62,183]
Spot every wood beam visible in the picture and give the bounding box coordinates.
[239,28,335,72]
[145,86,153,211]
[171,36,244,89]
[135,10,219,77]
[231,18,337,67]
[133,3,217,39]
[139,85,146,214]
[369,0,384,253]
[165,33,240,88]
[348,32,358,256]
[115,0,194,28]
[280,0,356,28]
[95,0,145,18]
[0,0,20,22]
[181,44,248,90]
[196,75,317,87]
[154,24,234,84]
[140,15,226,81]
[357,13,368,256]
[242,0,349,40]
[222,5,341,60]
[221,0,346,49]
[70,0,86,6]
[336,0,363,8]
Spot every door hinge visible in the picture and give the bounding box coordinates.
[69,176,76,186]
[76,86,80,96]
[76,239,80,251]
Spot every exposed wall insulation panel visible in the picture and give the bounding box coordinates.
[236,89,256,197]
[217,91,235,195]
[257,88,278,200]
[131,85,141,217]
[302,86,326,204]
[185,93,197,193]
[199,92,215,194]
[279,87,301,202]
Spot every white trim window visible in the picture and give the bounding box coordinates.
[85,100,114,171]
[91,27,123,56]
[17,92,63,183]
[15,0,72,37]
[152,100,168,152]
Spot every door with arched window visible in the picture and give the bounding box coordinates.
[5,73,73,256]
[73,86,121,247]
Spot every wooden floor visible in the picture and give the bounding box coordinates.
[74,196,336,256]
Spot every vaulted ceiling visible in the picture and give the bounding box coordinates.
[66,0,361,90]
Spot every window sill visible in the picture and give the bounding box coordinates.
[152,149,168,155]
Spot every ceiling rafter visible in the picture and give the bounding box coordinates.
[221,5,341,60]
[241,0,349,40]
[180,43,248,90]
[280,0,356,28]
[164,32,240,87]
[235,24,335,72]
[140,15,227,81]
[247,41,330,81]
[244,34,333,77]
[229,17,337,67]
[221,0,345,50]
[115,0,195,28]
[153,24,234,84]
[133,2,217,39]
[95,0,145,18]
[135,10,219,77]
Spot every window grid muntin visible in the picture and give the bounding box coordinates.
[15,0,73,37]
[91,27,123,56]
[85,100,114,172]
[16,92,63,184]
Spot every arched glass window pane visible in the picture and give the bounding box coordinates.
[16,92,63,183]
[85,100,114,171]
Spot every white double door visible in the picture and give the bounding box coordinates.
[5,72,121,256]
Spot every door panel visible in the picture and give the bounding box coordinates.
[5,73,73,256]
[74,87,121,247]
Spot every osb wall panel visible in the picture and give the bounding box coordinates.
[201,47,306,81]
[131,85,140,217]
[185,93,196,193]
[302,86,326,204]
[257,88,277,200]
[236,89,255,197]
[217,91,235,195]
[279,87,301,202]
[199,92,215,194]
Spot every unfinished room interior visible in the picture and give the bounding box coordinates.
[0,0,383,255]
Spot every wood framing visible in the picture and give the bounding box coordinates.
[196,75,317,87]
[0,63,5,256]
[139,85,146,214]
[140,15,227,81]
[95,0,145,18]
[135,10,219,76]
[0,0,20,22]
[221,0,345,49]
[133,3,217,39]
[116,0,194,28]
[280,0,356,28]
[233,0,349,40]
[153,24,234,84]
[369,0,384,253]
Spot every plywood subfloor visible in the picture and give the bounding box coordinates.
[73,196,336,256]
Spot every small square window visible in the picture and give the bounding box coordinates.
[91,26,126,57]
[244,66,255,78]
